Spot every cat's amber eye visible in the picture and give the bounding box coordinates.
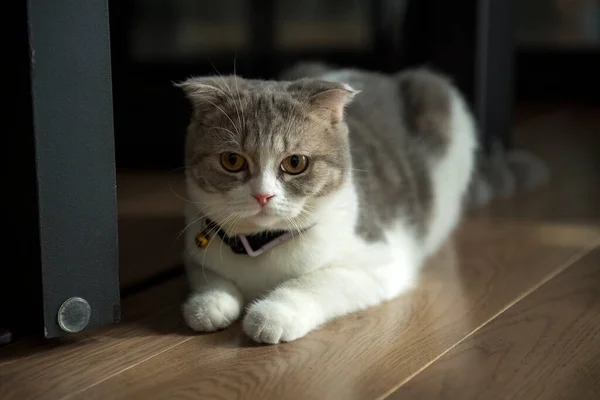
[280,155,309,175]
[220,152,247,172]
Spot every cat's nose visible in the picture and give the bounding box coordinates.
[252,193,274,206]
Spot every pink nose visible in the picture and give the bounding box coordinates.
[253,193,274,206]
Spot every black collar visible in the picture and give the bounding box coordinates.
[200,219,291,256]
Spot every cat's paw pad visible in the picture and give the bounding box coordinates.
[182,290,243,332]
[243,300,311,344]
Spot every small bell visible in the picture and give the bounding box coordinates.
[195,229,212,249]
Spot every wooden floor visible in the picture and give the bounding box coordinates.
[1,108,599,400]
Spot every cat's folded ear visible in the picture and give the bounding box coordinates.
[174,76,238,115]
[287,79,359,123]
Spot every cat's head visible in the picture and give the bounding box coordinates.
[178,76,357,234]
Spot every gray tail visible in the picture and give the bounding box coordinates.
[466,140,551,208]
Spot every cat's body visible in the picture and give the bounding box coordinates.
[179,66,476,343]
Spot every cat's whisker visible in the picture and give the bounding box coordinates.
[208,126,238,139]
[293,219,305,243]
[203,208,234,228]
[201,212,236,267]
[185,201,231,216]
[218,213,239,260]
[227,58,243,135]
[283,218,295,239]
[203,98,241,137]
[283,217,301,243]
[168,181,202,204]
[174,206,231,246]
[174,213,203,244]
[221,213,244,260]
[233,214,245,236]
[299,206,317,220]
[233,56,246,133]
[300,207,316,216]
[298,210,316,218]
[297,213,314,238]
[208,60,243,135]
[287,216,306,244]
[172,203,229,248]
[172,211,206,249]
[208,61,235,101]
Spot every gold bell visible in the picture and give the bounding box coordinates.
[194,229,212,249]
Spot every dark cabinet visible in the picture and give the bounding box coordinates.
[3,0,120,340]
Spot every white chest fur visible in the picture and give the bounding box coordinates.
[184,181,362,300]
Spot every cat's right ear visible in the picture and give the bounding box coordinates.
[174,77,228,116]
[287,79,359,123]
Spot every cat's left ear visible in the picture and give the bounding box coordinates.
[174,77,237,117]
[288,79,359,123]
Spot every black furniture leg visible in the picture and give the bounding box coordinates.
[402,0,514,154]
[475,0,514,152]
[2,0,120,340]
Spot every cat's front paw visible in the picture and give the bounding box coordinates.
[182,289,243,332]
[243,300,313,344]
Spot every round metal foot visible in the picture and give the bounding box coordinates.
[57,297,91,333]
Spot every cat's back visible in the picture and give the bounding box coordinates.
[281,63,476,253]
[321,69,406,140]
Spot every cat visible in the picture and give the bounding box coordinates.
[177,64,478,344]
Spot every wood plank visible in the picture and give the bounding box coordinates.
[72,218,600,400]
[387,247,600,400]
[0,277,190,400]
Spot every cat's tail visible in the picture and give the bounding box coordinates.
[466,139,550,208]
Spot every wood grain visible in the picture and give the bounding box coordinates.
[0,277,190,400]
[71,219,600,400]
[388,248,600,400]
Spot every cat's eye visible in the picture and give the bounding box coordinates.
[280,155,309,175]
[220,152,247,172]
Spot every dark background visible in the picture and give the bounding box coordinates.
[109,0,599,169]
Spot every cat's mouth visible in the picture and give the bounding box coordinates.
[248,206,293,227]
[253,204,278,216]
[226,202,303,230]
[253,208,278,219]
